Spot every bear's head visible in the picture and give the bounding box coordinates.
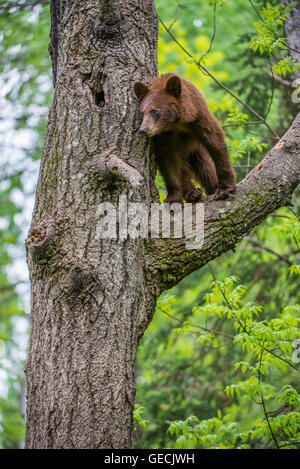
[133,75,182,137]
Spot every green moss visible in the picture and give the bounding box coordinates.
[251,193,266,206]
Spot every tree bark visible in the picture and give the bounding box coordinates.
[25,0,158,449]
[25,0,300,449]
[282,0,300,80]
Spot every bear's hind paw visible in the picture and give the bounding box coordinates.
[184,188,203,203]
[211,187,235,201]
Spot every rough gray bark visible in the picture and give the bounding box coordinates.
[282,0,300,79]
[26,0,158,449]
[25,0,300,449]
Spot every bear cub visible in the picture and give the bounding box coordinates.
[134,73,236,204]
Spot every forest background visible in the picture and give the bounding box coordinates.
[0,0,299,449]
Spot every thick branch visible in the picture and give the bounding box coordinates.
[145,112,300,292]
[104,148,144,189]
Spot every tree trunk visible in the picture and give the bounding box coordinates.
[25,0,300,449]
[282,0,300,80]
[25,0,158,449]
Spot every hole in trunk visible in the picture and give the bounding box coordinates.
[83,71,106,108]
[95,88,105,107]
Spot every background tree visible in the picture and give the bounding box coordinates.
[0,0,299,449]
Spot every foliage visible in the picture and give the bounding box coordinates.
[248,2,299,77]
[135,206,300,448]
[0,0,299,449]
[133,404,150,431]
[167,276,300,449]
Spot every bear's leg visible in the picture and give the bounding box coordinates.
[188,149,218,196]
[157,157,184,205]
[180,165,203,202]
[196,121,236,199]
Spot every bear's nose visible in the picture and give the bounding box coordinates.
[139,127,148,134]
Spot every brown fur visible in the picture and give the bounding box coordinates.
[134,73,236,204]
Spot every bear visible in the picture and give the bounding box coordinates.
[134,73,236,204]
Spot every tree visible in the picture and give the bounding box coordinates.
[25,0,300,448]
[283,0,300,80]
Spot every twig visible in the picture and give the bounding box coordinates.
[222,121,263,128]
[161,308,234,340]
[167,2,182,31]
[279,441,300,448]
[258,347,280,449]
[245,236,294,266]
[249,0,265,23]
[281,41,300,55]
[199,1,217,62]
[264,63,275,120]
[268,71,291,87]
[269,213,291,219]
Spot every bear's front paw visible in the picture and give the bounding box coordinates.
[212,187,235,201]
[184,188,203,203]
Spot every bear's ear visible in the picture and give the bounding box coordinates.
[165,75,181,98]
[134,82,149,101]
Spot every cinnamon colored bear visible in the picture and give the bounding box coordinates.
[134,73,236,204]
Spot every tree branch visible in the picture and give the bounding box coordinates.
[105,148,144,189]
[245,236,294,266]
[145,112,300,292]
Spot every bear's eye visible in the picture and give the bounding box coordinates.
[150,109,160,121]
